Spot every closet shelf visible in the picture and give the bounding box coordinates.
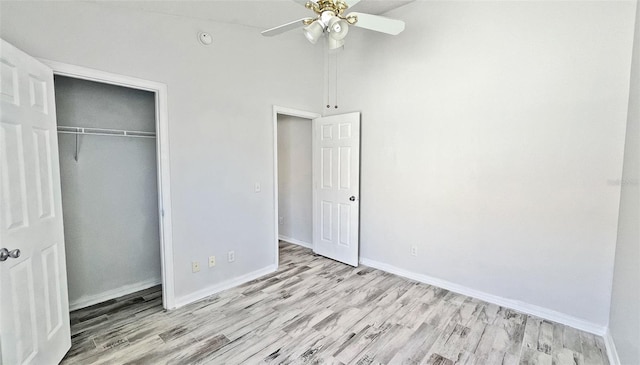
[57,126,156,139]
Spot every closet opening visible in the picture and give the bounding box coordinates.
[51,69,173,311]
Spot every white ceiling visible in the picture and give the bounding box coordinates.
[89,0,414,30]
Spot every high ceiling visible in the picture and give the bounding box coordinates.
[89,0,414,30]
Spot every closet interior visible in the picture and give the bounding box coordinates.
[54,75,162,311]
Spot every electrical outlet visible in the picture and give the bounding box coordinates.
[192,261,200,273]
[279,216,284,225]
[209,256,216,267]
[254,182,261,193]
[228,251,235,263]
[410,245,418,257]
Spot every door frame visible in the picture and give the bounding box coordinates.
[272,106,321,266]
[39,59,176,310]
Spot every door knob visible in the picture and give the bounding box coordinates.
[349,196,357,201]
[0,248,20,262]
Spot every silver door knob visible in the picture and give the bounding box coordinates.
[349,196,356,201]
[0,248,20,262]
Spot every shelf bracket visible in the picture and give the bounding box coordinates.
[74,129,79,162]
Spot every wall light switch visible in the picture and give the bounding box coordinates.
[209,256,216,267]
[255,182,261,193]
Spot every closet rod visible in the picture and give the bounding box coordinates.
[57,126,156,162]
[56,126,156,139]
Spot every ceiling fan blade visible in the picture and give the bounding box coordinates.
[344,0,361,8]
[348,12,405,35]
[261,18,313,37]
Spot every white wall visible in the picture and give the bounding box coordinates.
[277,115,313,246]
[609,1,640,363]
[55,76,161,309]
[0,1,322,303]
[331,1,635,328]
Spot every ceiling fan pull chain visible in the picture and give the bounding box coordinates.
[326,43,331,109]
[334,51,339,109]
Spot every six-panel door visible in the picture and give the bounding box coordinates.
[0,38,71,365]
[312,112,360,267]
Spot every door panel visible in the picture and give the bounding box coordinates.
[28,75,48,114]
[1,122,29,230]
[321,200,332,241]
[339,146,351,189]
[33,128,55,219]
[9,259,38,364]
[312,112,360,266]
[321,148,332,188]
[0,38,71,365]
[0,59,20,105]
[339,203,350,245]
[42,244,63,338]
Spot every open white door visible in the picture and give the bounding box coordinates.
[312,112,360,266]
[0,39,71,364]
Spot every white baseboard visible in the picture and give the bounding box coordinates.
[69,277,162,311]
[359,257,607,336]
[279,235,312,249]
[603,328,621,365]
[174,264,278,308]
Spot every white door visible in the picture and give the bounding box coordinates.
[0,39,71,364]
[312,112,360,266]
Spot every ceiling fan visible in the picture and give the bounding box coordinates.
[261,0,405,50]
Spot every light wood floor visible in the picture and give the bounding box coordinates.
[61,242,609,365]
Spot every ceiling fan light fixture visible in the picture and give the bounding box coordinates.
[327,37,345,51]
[303,20,324,44]
[328,17,349,41]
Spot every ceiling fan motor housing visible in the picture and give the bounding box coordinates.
[307,0,348,15]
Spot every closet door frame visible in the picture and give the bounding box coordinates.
[40,59,176,310]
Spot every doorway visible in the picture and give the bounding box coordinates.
[45,60,175,310]
[272,107,320,265]
[272,107,361,267]
[277,114,313,249]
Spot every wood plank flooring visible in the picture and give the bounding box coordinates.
[61,242,610,365]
